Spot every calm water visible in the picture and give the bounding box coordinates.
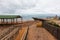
[22,14,56,21]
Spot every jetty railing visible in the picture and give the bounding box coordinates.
[43,21,60,40]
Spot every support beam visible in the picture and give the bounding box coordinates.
[1,19,3,23]
[16,18,17,23]
[13,18,14,24]
[11,19,12,24]
[0,17,21,24]
[21,18,23,23]
[2,19,3,23]
[1,19,2,23]
[6,19,8,24]
[3,18,4,23]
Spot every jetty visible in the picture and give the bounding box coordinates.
[0,15,59,40]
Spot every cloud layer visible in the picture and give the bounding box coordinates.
[0,0,36,14]
[0,0,60,15]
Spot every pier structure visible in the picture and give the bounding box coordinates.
[20,19,57,40]
[32,17,60,40]
[13,17,60,40]
[0,15,22,40]
[0,15,22,24]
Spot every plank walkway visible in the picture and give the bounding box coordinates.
[15,21,34,40]
[15,27,27,40]
[27,24,57,40]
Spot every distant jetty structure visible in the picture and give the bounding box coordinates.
[0,15,22,24]
[0,15,22,40]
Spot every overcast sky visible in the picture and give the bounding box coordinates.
[0,0,60,15]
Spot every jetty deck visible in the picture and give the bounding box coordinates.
[15,21,57,40]
[26,23,57,40]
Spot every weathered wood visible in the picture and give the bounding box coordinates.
[27,23,57,40]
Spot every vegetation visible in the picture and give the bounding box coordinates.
[48,21,60,27]
[53,23,60,27]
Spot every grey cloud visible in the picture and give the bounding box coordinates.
[0,0,36,14]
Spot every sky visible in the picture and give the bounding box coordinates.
[0,0,60,15]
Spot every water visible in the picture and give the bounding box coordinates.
[21,14,56,21]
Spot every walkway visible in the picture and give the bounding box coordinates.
[15,27,27,40]
[27,24,57,40]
